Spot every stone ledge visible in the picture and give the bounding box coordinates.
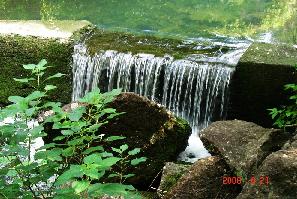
[0,20,91,42]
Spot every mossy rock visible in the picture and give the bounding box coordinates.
[103,93,191,190]
[229,42,297,127]
[0,35,72,105]
[85,29,230,59]
[0,20,93,106]
[157,162,191,198]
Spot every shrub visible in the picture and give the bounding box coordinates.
[0,60,146,198]
[269,65,297,132]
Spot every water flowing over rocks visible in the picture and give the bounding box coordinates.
[72,41,235,161]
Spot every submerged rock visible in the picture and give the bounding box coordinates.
[157,162,191,197]
[200,120,291,178]
[237,149,297,199]
[163,156,241,199]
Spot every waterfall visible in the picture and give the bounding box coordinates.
[72,42,236,162]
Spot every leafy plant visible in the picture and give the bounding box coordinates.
[269,65,297,132]
[0,60,146,198]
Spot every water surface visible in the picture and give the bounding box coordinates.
[0,0,296,43]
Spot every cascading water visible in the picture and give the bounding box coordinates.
[72,41,244,162]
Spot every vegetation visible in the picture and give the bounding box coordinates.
[0,60,146,198]
[269,65,297,132]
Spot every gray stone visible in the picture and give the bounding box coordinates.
[157,162,191,198]
[237,149,297,199]
[200,120,291,177]
[164,156,241,199]
[282,134,297,150]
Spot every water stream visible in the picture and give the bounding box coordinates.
[72,40,247,162]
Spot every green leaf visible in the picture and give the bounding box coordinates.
[88,183,135,197]
[8,96,25,103]
[123,174,135,179]
[131,157,147,166]
[108,173,119,178]
[112,147,121,154]
[120,144,129,152]
[46,73,65,81]
[128,148,141,156]
[82,146,104,155]
[55,165,83,186]
[61,130,74,136]
[23,64,36,70]
[53,136,65,141]
[45,85,57,91]
[72,181,90,194]
[79,88,101,104]
[105,136,126,142]
[83,154,102,165]
[68,106,86,122]
[26,91,46,101]
[13,78,35,83]
[99,157,121,168]
[25,107,36,117]
[37,59,47,68]
[62,147,75,157]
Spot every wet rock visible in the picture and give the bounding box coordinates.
[236,149,297,199]
[200,120,291,178]
[164,156,241,199]
[104,93,191,190]
[157,162,191,197]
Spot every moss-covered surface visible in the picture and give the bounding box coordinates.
[0,21,93,106]
[157,162,191,197]
[0,35,73,105]
[240,42,297,66]
[229,42,297,127]
[102,93,191,190]
[85,29,230,59]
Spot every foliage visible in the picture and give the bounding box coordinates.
[0,60,146,198]
[269,65,297,131]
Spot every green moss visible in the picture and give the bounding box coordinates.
[240,42,297,66]
[0,35,73,105]
[85,29,225,59]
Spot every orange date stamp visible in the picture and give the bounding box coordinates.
[222,176,269,185]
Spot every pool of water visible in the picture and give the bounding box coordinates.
[0,0,296,43]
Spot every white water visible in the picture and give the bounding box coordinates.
[72,42,245,162]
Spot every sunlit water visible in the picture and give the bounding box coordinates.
[0,0,296,43]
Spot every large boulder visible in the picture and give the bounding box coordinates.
[236,149,297,199]
[229,42,297,127]
[103,93,191,190]
[200,120,292,178]
[157,162,191,197]
[163,156,241,199]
